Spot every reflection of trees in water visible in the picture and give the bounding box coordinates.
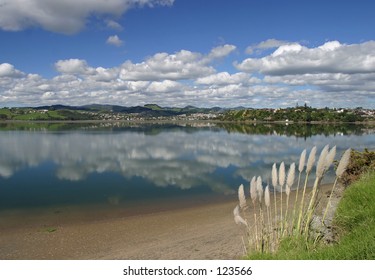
[0,122,219,135]
[1,121,373,138]
[217,123,371,139]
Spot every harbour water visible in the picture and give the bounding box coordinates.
[0,122,374,227]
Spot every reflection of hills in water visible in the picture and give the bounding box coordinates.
[217,123,374,138]
[0,121,374,137]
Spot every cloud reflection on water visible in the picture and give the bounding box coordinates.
[0,126,374,194]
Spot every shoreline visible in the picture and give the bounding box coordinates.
[0,183,335,260]
[1,119,375,125]
[0,196,243,260]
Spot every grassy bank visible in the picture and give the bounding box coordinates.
[247,171,375,259]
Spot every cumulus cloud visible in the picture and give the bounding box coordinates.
[1,41,375,108]
[55,59,95,75]
[106,35,123,47]
[119,46,235,81]
[0,0,174,34]
[146,80,184,93]
[0,63,24,78]
[236,41,375,75]
[206,44,237,61]
[195,72,260,86]
[245,39,290,54]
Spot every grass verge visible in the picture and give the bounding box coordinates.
[246,171,375,259]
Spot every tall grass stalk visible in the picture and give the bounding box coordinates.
[284,163,295,235]
[322,148,351,224]
[296,146,316,233]
[257,176,265,252]
[303,145,331,236]
[250,176,259,251]
[264,185,272,251]
[278,162,285,232]
[291,149,306,232]
[271,163,278,238]
[304,145,336,238]
[238,184,247,211]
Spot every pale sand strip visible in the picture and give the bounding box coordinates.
[0,199,244,260]
[0,183,334,260]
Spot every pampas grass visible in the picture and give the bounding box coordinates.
[316,144,330,179]
[297,146,316,233]
[234,144,350,255]
[250,176,259,250]
[325,146,336,171]
[278,162,285,229]
[284,163,295,234]
[322,148,351,224]
[238,184,247,210]
[303,145,332,235]
[271,163,278,234]
[299,149,307,174]
[250,176,257,203]
[233,205,247,226]
[336,148,351,178]
[264,185,273,251]
[292,149,306,230]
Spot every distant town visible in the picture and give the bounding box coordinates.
[0,103,374,123]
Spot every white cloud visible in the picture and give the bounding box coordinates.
[119,47,232,81]
[105,19,123,30]
[206,44,237,61]
[55,59,95,75]
[146,80,184,93]
[245,39,290,54]
[236,41,375,75]
[0,63,24,78]
[0,0,174,34]
[93,67,119,82]
[1,41,375,108]
[106,35,123,47]
[195,72,260,86]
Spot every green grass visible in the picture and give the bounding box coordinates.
[246,171,375,259]
[13,112,51,120]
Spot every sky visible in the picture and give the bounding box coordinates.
[0,0,375,108]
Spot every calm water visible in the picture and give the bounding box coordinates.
[0,122,374,222]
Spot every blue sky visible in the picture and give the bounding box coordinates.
[0,0,374,108]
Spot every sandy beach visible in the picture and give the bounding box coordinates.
[0,196,245,260]
[0,183,335,260]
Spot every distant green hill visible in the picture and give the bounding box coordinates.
[1,104,373,122]
[0,104,226,121]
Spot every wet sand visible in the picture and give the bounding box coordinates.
[0,196,245,260]
[0,184,334,260]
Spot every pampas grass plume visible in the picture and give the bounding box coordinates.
[272,163,278,188]
[325,145,336,170]
[298,149,306,173]
[238,184,247,210]
[233,205,247,226]
[306,146,317,174]
[256,176,263,202]
[336,148,351,178]
[265,185,270,208]
[250,176,257,204]
[279,162,285,188]
[316,144,329,179]
[287,162,296,189]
